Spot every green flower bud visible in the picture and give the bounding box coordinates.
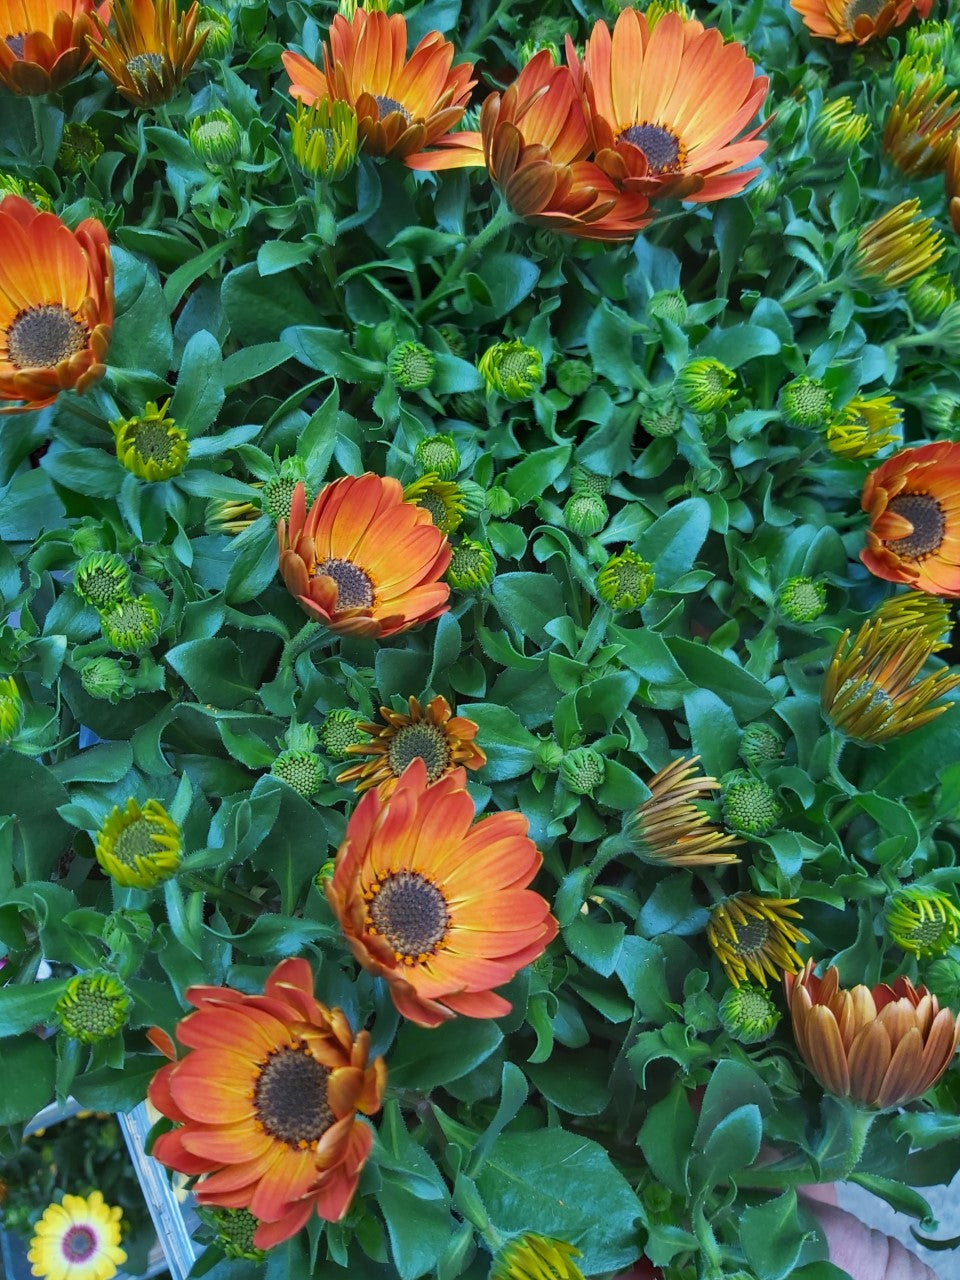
[112,400,189,481]
[648,289,688,326]
[206,1208,265,1262]
[676,359,737,413]
[906,19,953,61]
[189,108,243,165]
[79,657,131,703]
[777,576,827,623]
[929,391,960,437]
[450,390,486,421]
[458,479,485,520]
[0,171,52,209]
[596,549,654,611]
[739,723,784,768]
[478,339,545,401]
[74,552,132,610]
[271,749,324,798]
[318,709,367,761]
[693,462,729,492]
[314,857,337,888]
[570,465,611,497]
[564,491,608,536]
[779,376,832,430]
[289,97,359,182]
[535,735,564,772]
[447,538,495,590]
[96,797,181,888]
[555,358,594,397]
[54,972,130,1044]
[906,272,957,323]
[643,395,683,438]
[486,485,518,518]
[100,595,162,655]
[436,325,466,357]
[415,434,460,480]
[263,461,310,523]
[810,96,869,160]
[518,36,560,63]
[721,772,783,837]
[389,341,436,391]
[718,982,781,1044]
[197,5,233,57]
[642,1182,676,1218]
[559,746,606,796]
[284,722,319,752]
[57,122,104,174]
[403,475,466,534]
[886,886,960,957]
[924,956,960,1006]
[0,675,23,745]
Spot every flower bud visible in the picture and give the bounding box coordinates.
[57,122,104,174]
[99,595,162,655]
[95,798,181,888]
[189,108,243,165]
[196,5,233,57]
[596,549,654,611]
[648,289,688,326]
[718,982,781,1044]
[739,723,784,768]
[0,171,52,209]
[0,676,23,745]
[79,657,131,703]
[676,358,737,413]
[54,972,130,1044]
[559,746,606,796]
[535,736,564,772]
[642,395,683,437]
[886,886,960,957]
[564,491,608,536]
[570,465,610,497]
[906,271,957,323]
[414,434,460,479]
[403,475,466,534]
[447,538,495,590]
[205,1208,265,1262]
[389,341,436,391]
[929,392,960,437]
[450,390,485,420]
[318,709,368,760]
[555,358,593,396]
[810,96,869,160]
[458,479,485,521]
[479,340,545,401]
[486,485,518,517]
[436,325,466,357]
[263,461,310,523]
[722,773,783,837]
[289,96,359,181]
[112,400,189,482]
[74,552,132,610]
[779,376,832,430]
[271,749,324,798]
[777,576,827,623]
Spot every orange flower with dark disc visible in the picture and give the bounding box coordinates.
[277,476,451,638]
[790,0,932,44]
[784,960,960,1109]
[567,11,768,203]
[0,0,108,93]
[0,196,113,414]
[327,758,557,1027]
[337,695,486,797]
[282,9,474,166]
[88,0,206,105]
[410,51,654,241]
[861,441,960,596]
[147,958,386,1251]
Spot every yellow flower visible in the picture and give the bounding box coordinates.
[851,199,944,289]
[491,1235,584,1280]
[402,474,467,535]
[112,400,189,481]
[28,1192,126,1280]
[825,394,902,460]
[707,893,807,988]
[95,797,181,888]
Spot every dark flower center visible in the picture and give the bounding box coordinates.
[732,918,771,957]
[253,1043,333,1148]
[6,33,25,58]
[885,492,946,558]
[617,121,685,173]
[6,304,87,369]
[126,52,164,81]
[386,722,451,782]
[367,870,449,960]
[61,1226,97,1262]
[845,0,887,22]
[315,557,375,608]
[373,94,410,121]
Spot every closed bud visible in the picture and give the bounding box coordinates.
[447,538,495,590]
[929,391,960,437]
[457,479,485,521]
[676,358,737,413]
[196,5,233,57]
[271,749,324,798]
[0,676,23,745]
[486,485,518,517]
[779,376,832,429]
[777,575,827,623]
[112,400,189,482]
[54,972,130,1043]
[415,434,459,479]
[100,595,162,654]
[479,339,545,401]
[718,982,781,1043]
[535,736,564,772]
[57,122,104,174]
[205,1208,265,1262]
[907,272,957,323]
[289,97,359,181]
[570,465,610,497]
[389,341,436,391]
[810,96,869,160]
[555,358,594,396]
[648,289,688,326]
[596,549,654,611]
[450,390,485,420]
[263,461,310,523]
[189,108,243,165]
[74,552,132,610]
[436,324,466,357]
[643,394,683,437]
[559,746,606,796]
[722,772,783,837]
[564,491,608,536]
[79,657,130,703]
[739,722,784,767]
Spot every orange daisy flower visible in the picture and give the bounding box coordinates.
[282,9,474,166]
[784,961,960,1109]
[790,0,932,45]
[0,0,108,93]
[861,441,960,595]
[147,958,386,1251]
[336,695,486,797]
[0,196,113,414]
[327,759,558,1027]
[277,476,451,638]
[88,0,207,105]
[567,12,768,203]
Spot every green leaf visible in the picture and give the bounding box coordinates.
[848,1173,934,1224]
[526,1049,611,1115]
[458,702,538,781]
[0,753,71,879]
[638,1084,696,1194]
[110,248,174,375]
[388,1018,503,1090]
[694,1058,773,1149]
[379,1178,454,1280]
[741,1191,806,1280]
[667,638,774,720]
[684,687,741,776]
[505,446,572,505]
[0,979,67,1036]
[222,342,293,391]
[693,1103,762,1188]
[283,325,384,381]
[491,572,565,645]
[257,240,314,275]
[164,237,238,309]
[170,329,224,435]
[701,322,782,367]
[0,1034,56,1123]
[472,253,540,318]
[642,498,711,585]
[615,935,672,1020]
[165,637,257,708]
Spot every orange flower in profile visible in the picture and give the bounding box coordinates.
[88,0,207,105]
[148,958,386,1251]
[567,12,768,203]
[327,759,558,1027]
[282,9,474,165]
[277,476,451,638]
[337,695,486,797]
[784,961,960,1109]
[790,0,932,44]
[0,0,108,93]
[0,196,113,414]
[861,441,960,596]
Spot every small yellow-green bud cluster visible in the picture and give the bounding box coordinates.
[206,1208,265,1262]
[885,886,960,957]
[54,972,131,1043]
[189,108,243,165]
[570,465,611,498]
[74,552,132,611]
[447,538,495,590]
[57,122,104,173]
[739,723,784,768]
[643,395,683,438]
[676,358,737,414]
[907,272,957,323]
[722,772,783,837]
[596,549,654,611]
[415,434,460,480]
[718,982,781,1043]
[0,676,23,745]
[196,5,233,57]
[389,341,436,391]
[263,465,309,523]
[810,96,869,159]
[112,400,189,482]
[479,339,545,401]
[564,491,608,536]
[559,746,606,796]
[555,359,594,397]
[486,486,518,518]
[0,171,52,209]
[79,657,130,703]
[100,595,162,655]
[648,289,688,326]
[777,576,827,624]
[289,97,359,181]
[318,709,368,760]
[271,749,324,798]
[779,377,833,430]
[95,798,182,888]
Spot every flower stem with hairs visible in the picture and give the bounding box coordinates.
[416,203,517,321]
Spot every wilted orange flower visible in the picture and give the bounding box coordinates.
[282,9,474,165]
[327,759,557,1027]
[0,0,108,93]
[568,11,768,202]
[337,695,486,797]
[277,475,451,638]
[148,958,385,1250]
[790,0,932,45]
[861,441,960,595]
[88,0,207,105]
[0,196,113,414]
[784,960,960,1109]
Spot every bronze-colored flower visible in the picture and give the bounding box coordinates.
[784,960,960,1109]
[623,756,742,867]
[884,78,960,178]
[88,0,206,105]
[707,893,807,988]
[0,0,109,94]
[850,199,944,289]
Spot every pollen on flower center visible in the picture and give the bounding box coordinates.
[885,492,946,557]
[112,817,165,867]
[253,1043,333,1148]
[61,1226,98,1263]
[373,94,411,121]
[130,420,179,464]
[386,722,452,781]
[315,557,375,608]
[6,304,87,369]
[845,0,887,21]
[617,121,686,173]
[6,33,25,57]
[126,52,164,80]
[733,918,771,957]
[366,870,449,959]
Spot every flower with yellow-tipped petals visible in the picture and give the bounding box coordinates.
[886,886,960,957]
[112,399,189,481]
[784,960,960,1109]
[491,1235,584,1280]
[28,1192,126,1280]
[874,591,952,651]
[95,797,181,887]
[810,96,869,159]
[88,0,207,106]
[790,0,932,45]
[288,96,360,181]
[336,695,486,797]
[402,474,466,534]
[0,0,109,94]
[708,893,807,988]
[54,971,130,1043]
[851,199,944,289]
[884,78,960,178]
[623,756,743,867]
[825,394,902,460]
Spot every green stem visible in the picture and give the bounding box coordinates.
[279,621,325,671]
[464,0,512,55]
[835,1106,876,1181]
[415,202,517,321]
[781,275,843,312]
[692,1199,724,1280]
[575,604,612,665]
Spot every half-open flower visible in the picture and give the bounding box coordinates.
[148,958,386,1250]
[0,195,113,414]
[88,0,207,105]
[327,758,557,1027]
[784,960,960,1109]
[282,9,473,165]
[568,11,768,202]
[790,0,932,45]
[861,441,960,594]
[277,475,451,638]
[0,0,108,93]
